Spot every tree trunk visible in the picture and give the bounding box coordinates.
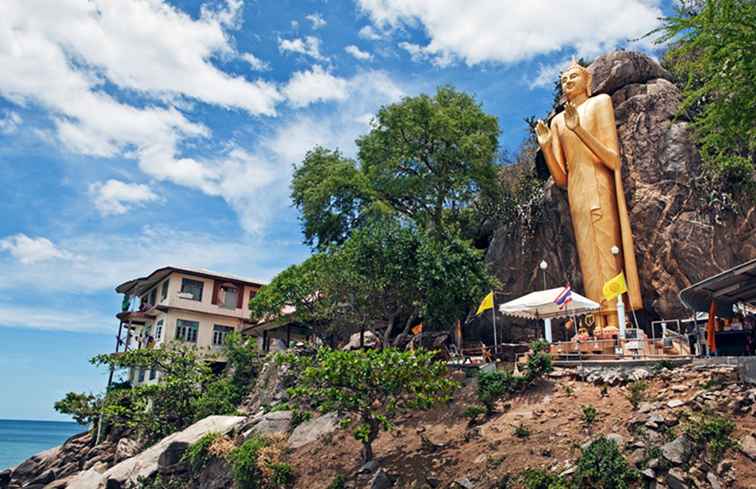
[361,441,374,463]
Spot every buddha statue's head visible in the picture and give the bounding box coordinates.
[560,60,592,100]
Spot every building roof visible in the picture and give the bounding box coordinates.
[679,258,756,318]
[115,265,266,296]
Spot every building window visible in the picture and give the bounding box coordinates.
[220,284,239,309]
[180,278,204,301]
[149,368,157,381]
[155,319,164,342]
[175,319,199,343]
[213,325,234,346]
[138,368,145,383]
[149,288,157,307]
[161,280,169,301]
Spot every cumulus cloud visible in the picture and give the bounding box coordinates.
[278,36,326,61]
[529,58,573,89]
[358,25,384,41]
[89,179,161,216]
[0,234,68,264]
[357,0,662,65]
[283,66,350,107]
[305,13,327,29]
[345,45,373,61]
[0,111,21,134]
[0,305,114,334]
[240,52,270,71]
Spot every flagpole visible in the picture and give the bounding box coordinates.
[491,292,498,358]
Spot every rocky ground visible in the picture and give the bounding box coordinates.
[3,362,754,489]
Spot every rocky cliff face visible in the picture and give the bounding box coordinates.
[487,51,756,320]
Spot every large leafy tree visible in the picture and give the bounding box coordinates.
[250,219,495,342]
[655,0,755,192]
[290,86,501,250]
[282,348,458,463]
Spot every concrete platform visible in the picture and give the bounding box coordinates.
[693,356,756,384]
[553,357,693,368]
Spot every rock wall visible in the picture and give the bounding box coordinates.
[487,51,756,320]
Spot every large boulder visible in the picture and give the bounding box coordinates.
[99,415,244,489]
[487,51,756,320]
[288,412,339,449]
[242,410,292,438]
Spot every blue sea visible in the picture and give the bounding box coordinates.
[0,419,86,471]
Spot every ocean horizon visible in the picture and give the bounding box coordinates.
[0,419,86,471]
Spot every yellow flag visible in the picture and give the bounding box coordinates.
[603,272,628,301]
[476,291,494,316]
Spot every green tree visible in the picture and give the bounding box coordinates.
[283,347,458,463]
[655,0,755,192]
[250,218,494,342]
[54,392,101,426]
[291,86,501,249]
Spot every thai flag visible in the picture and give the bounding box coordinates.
[554,284,573,310]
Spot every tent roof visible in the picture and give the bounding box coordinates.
[679,258,756,318]
[499,287,600,320]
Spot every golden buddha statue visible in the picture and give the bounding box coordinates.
[534,61,642,331]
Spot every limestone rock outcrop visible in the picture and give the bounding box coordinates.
[487,51,756,320]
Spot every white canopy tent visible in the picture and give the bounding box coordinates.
[499,288,600,321]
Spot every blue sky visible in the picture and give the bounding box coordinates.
[0,0,674,420]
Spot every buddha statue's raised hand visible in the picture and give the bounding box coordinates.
[534,119,551,147]
[564,101,580,130]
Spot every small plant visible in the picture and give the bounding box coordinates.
[229,436,268,489]
[137,475,185,489]
[684,411,738,463]
[701,377,724,391]
[182,432,220,472]
[291,409,313,429]
[563,384,574,397]
[478,370,525,414]
[463,404,487,423]
[652,359,674,373]
[327,474,347,489]
[513,423,530,439]
[268,463,295,488]
[521,468,568,489]
[581,404,598,430]
[574,437,638,489]
[626,380,648,409]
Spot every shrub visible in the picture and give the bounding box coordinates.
[291,409,312,429]
[327,475,347,489]
[229,436,268,489]
[268,463,295,488]
[513,423,530,439]
[574,437,638,489]
[684,411,738,463]
[54,392,101,427]
[283,347,457,463]
[477,370,525,413]
[463,404,487,423]
[521,468,568,489]
[626,380,648,410]
[581,405,598,430]
[182,432,220,472]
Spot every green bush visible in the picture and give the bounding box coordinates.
[521,468,568,489]
[684,411,738,463]
[513,423,530,439]
[477,370,525,413]
[626,381,648,410]
[269,463,295,488]
[574,438,638,489]
[581,405,598,429]
[291,409,313,429]
[229,436,268,489]
[192,378,243,421]
[182,432,220,472]
[463,404,487,421]
[327,475,347,489]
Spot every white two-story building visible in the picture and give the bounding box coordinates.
[112,266,263,385]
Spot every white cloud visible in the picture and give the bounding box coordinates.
[0,305,114,334]
[89,179,161,216]
[0,111,21,134]
[0,234,68,264]
[283,66,350,108]
[278,36,326,61]
[358,25,383,41]
[529,58,572,89]
[345,45,373,61]
[358,0,662,66]
[305,13,327,29]
[241,52,270,71]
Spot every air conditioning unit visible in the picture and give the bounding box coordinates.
[177,292,194,299]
